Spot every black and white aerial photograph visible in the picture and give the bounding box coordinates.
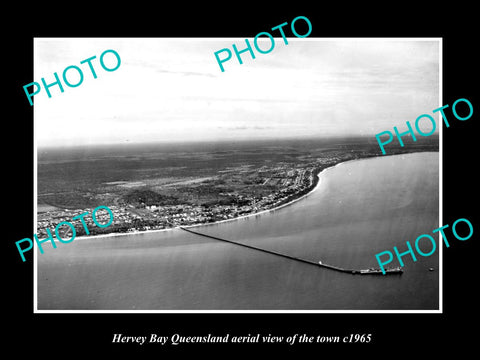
[33,38,441,311]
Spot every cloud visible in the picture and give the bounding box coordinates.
[35,38,440,147]
[152,67,216,78]
[218,125,275,131]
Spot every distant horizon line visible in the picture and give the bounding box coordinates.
[37,134,439,150]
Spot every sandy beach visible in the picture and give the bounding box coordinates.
[48,156,380,243]
[66,160,347,242]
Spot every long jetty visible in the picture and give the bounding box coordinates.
[179,226,402,275]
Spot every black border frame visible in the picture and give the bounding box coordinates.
[6,5,478,355]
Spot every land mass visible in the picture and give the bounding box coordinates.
[36,136,439,238]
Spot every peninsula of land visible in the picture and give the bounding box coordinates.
[36,136,438,238]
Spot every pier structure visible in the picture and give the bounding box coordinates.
[179,227,403,275]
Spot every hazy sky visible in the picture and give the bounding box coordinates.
[34,38,440,147]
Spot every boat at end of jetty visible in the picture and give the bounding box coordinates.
[317,261,403,275]
[358,267,403,275]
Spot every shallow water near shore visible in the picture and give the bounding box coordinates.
[37,152,439,310]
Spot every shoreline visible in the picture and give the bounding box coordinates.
[72,157,361,241]
[181,158,359,231]
[72,173,325,241]
[71,151,435,241]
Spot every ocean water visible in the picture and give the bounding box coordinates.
[37,152,439,310]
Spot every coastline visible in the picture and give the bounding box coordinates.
[37,150,440,311]
[70,152,435,241]
[181,158,357,231]
[72,173,325,241]
[73,157,362,241]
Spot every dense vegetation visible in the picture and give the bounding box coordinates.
[37,136,439,210]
